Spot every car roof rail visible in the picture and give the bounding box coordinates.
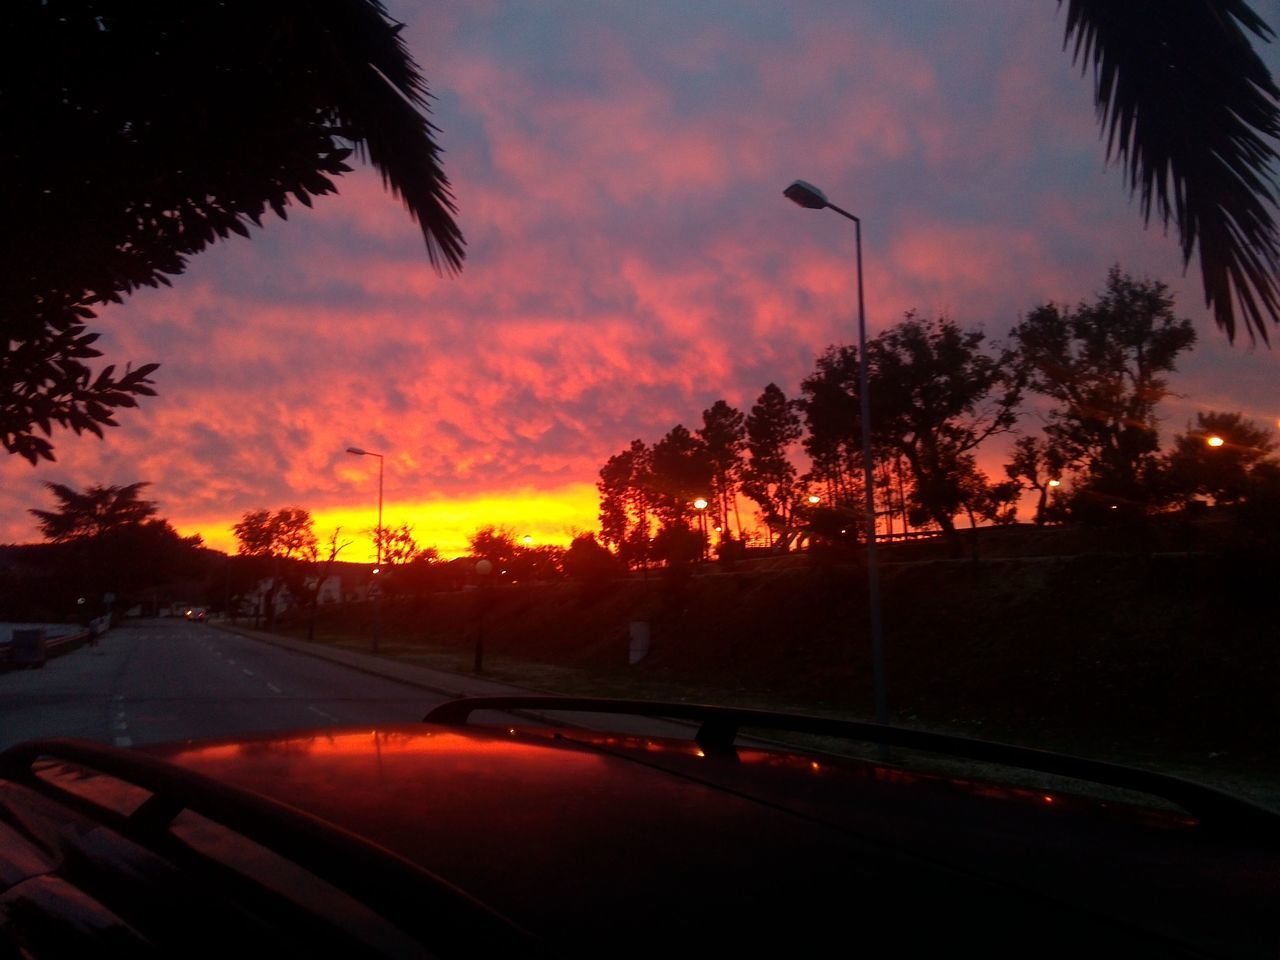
[424,695,1280,839]
[0,737,549,957]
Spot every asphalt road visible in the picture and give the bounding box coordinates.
[0,619,450,749]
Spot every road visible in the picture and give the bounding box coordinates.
[0,619,450,749]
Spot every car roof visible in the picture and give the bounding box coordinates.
[3,701,1278,956]
[148,719,1276,955]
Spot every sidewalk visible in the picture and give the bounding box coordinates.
[211,621,699,739]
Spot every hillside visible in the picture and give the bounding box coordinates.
[279,532,1279,786]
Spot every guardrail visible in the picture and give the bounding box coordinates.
[1,616,110,669]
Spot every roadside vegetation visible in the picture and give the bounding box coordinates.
[267,523,1278,790]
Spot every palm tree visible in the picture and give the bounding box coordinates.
[2,0,464,462]
[1060,0,1280,344]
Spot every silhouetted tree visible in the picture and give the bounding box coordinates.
[1005,436,1070,525]
[304,528,351,640]
[796,346,865,510]
[465,526,561,582]
[597,439,656,569]
[27,480,206,615]
[1164,411,1279,506]
[3,0,463,462]
[867,315,1023,555]
[564,533,619,587]
[233,508,318,562]
[232,507,319,625]
[30,481,158,541]
[742,383,803,549]
[376,522,433,569]
[649,424,712,530]
[1012,268,1196,522]
[697,400,747,541]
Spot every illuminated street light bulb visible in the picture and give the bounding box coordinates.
[1047,478,1061,488]
[693,498,708,510]
[1207,435,1225,448]
[808,495,821,505]
[522,534,534,545]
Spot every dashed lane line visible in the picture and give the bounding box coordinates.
[267,683,282,693]
[307,705,339,721]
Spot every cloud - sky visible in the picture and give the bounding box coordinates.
[4,0,1277,559]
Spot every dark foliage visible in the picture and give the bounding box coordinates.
[741,383,803,546]
[1012,268,1196,521]
[1061,0,1280,342]
[1163,411,1279,506]
[15,481,210,617]
[30,481,157,542]
[866,315,1023,553]
[2,0,463,461]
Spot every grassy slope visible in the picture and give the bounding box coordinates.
[282,531,1278,784]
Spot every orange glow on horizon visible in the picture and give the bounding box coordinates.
[177,483,600,562]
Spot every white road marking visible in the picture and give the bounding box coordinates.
[267,683,282,693]
[242,668,254,677]
[307,705,338,721]
[114,737,132,747]
[227,659,237,666]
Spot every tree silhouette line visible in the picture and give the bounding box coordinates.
[596,268,1280,564]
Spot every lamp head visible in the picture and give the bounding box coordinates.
[784,180,829,210]
[346,446,367,456]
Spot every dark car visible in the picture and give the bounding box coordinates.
[1,697,1277,958]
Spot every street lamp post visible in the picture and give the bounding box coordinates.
[473,558,493,672]
[346,446,384,653]
[784,179,888,724]
[693,498,709,562]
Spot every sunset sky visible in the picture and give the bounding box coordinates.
[3,1,1278,560]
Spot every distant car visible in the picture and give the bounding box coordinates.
[0,697,1276,957]
[184,607,206,622]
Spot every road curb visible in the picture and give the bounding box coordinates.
[208,622,550,701]
[207,622,699,738]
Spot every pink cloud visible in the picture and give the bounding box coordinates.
[3,2,1274,552]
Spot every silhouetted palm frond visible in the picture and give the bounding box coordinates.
[1062,0,1280,343]
[297,0,465,272]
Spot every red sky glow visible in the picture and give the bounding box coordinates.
[3,1,1277,561]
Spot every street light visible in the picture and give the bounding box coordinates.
[785,179,888,724]
[1206,435,1225,448]
[346,446,384,652]
[473,558,493,672]
[693,498,709,562]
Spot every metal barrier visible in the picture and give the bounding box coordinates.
[2,622,103,669]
